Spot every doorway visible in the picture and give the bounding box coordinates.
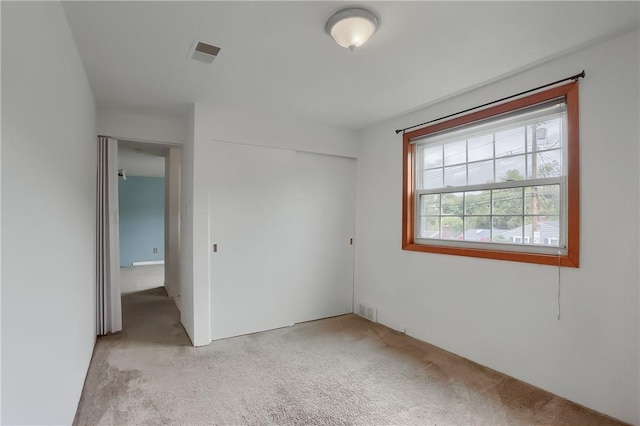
[116,139,182,310]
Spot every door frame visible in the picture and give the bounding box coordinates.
[101,135,183,304]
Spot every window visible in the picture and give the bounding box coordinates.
[402,82,579,267]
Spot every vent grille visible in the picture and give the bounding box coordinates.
[190,41,221,64]
[358,303,377,322]
[195,42,220,56]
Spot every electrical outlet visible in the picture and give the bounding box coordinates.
[153,248,158,253]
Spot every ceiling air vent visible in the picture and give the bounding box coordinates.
[189,41,221,64]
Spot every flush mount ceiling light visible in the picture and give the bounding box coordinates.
[325,7,379,51]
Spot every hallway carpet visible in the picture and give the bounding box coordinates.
[74,288,625,425]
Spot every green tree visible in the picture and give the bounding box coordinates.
[433,166,560,238]
[503,169,525,181]
[492,169,525,230]
[464,191,491,229]
[441,193,463,237]
[441,217,463,237]
[537,160,560,178]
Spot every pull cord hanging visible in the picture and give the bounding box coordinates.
[395,70,585,135]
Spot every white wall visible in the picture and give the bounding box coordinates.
[355,29,640,425]
[180,106,196,343]
[181,103,358,346]
[165,148,182,298]
[193,104,359,158]
[1,2,97,424]
[97,107,187,145]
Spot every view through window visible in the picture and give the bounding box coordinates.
[402,83,580,266]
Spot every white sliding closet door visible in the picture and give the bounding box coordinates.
[294,152,356,322]
[208,141,356,341]
[209,141,298,340]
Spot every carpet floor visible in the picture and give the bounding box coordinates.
[74,287,625,425]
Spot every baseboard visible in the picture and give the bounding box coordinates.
[132,260,165,266]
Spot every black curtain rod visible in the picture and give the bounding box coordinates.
[395,70,585,135]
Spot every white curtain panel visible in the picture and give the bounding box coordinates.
[96,136,122,335]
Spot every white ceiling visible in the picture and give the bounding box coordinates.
[64,1,639,130]
[118,140,167,178]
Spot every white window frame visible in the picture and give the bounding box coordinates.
[412,99,568,256]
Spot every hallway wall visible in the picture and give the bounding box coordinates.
[97,108,187,145]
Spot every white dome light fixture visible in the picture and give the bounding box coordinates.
[325,7,379,51]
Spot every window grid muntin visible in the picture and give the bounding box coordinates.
[420,145,563,185]
[421,146,563,177]
[416,181,564,249]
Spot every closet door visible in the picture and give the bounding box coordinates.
[208,141,356,340]
[294,152,356,322]
[208,141,297,340]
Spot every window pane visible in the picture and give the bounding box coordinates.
[444,140,466,166]
[467,134,493,162]
[464,217,491,241]
[493,216,523,242]
[442,192,463,215]
[420,194,440,216]
[465,190,490,215]
[442,216,463,239]
[546,237,561,246]
[525,185,559,215]
[422,145,443,169]
[524,216,560,245]
[405,84,577,264]
[542,117,563,150]
[524,216,559,244]
[421,217,440,238]
[467,160,494,185]
[524,217,537,245]
[444,165,466,187]
[495,127,525,158]
[492,188,523,215]
[422,168,443,189]
[528,149,562,179]
[496,155,526,182]
[528,118,563,152]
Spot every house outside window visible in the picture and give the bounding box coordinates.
[402,83,580,267]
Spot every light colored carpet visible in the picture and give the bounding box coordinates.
[74,287,625,425]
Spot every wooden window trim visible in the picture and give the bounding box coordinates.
[402,82,580,267]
